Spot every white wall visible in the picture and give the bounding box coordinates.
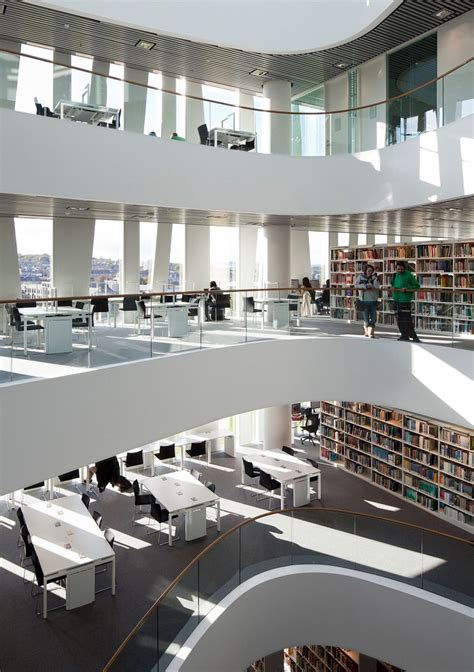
[0,338,472,494]
[52,217,94,295]
[324,73,348,155]
[438,10,474,125]
[358,55,387,151]
[31,0,400,55]
[2,109,472,218]
[173,566,473,672]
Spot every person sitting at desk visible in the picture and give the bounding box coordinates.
[316,279,330,314]
[205,281,222,321]
[170,131,185,141]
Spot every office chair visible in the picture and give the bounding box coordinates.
[282,445,296,456]
[90,297,109,326]
[10,307,44,349]
[124,449,145,473]
[57,300,73,307]
[242,458,261,495]
[30,550,66,616]
[92,510,103,529]
[132,479,155,525]
[198,123,210,145]
[190,468,203,482]
[23,481,47,501]
[104,528,115,549]
[210,293,231,321]
[257,470,281,509]
[81,493,91,510]
[20,525,34,582]
[17,508,27,547]
[185,441,207,465]
[147,501,179,545]
[301,415,320,445]
[56,469,81,494]
[154,443,176,471]
[243,296,263,326]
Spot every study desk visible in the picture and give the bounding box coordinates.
[240,449,321,509]
[18,306,92,356]
[22,494,115,618]
[142,470,220,546]
[255,298,292,328]
[152,430,235,470]
[209,127,256,149]
[148,301,190,338]
[54,99,120,126]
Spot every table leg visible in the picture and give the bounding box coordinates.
[43,582,48,619]
[318,474,321,499]
[168,513,173,547]
[207,441,211,465]
[111,557,116,595]
[216,500,221,532]
[88,313,92,351]
[180,445,184,469]
[23,317,27,356]
[281,485,285,511]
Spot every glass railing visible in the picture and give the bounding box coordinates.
[0,285,472,386]
[0,47,472,156]
[102,508,473,671]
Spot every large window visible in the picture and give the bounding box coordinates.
[202,84,238,131]
[144,72,162,136]
[139,221,158,289]
[387,34,437,144]
[309,232,329,285]
[91,221,122,294]
[71,55,92,104]
[210,227,238,288]
[14,218,52,298]
[15,44,53,114]
[169,223,185,290]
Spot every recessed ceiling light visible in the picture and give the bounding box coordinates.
[0,4,6,15]
[334,62,353,69]
[433,8,454,19]
[135,39,156,51]
[249,68,268,77]
[66,205,89,212]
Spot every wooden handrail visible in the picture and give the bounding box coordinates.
[1,46,472,116]
[102,506,472,671]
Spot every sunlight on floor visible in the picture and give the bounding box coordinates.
[364,500,400,512]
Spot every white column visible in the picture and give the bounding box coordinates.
[290,230,311,281]
[161,74,177,139]
[238,92,256,133]
[349,232,358,247]
[152,222,173,291]
[123,67,148,134]
[264,224,290,287]
[52,218,95,296]
[185,225,209,290]
[90,60,109,107]
[262,80,291,154]
[366,233,375,245]
[121,220,140,294]
[53,51,71,109]
[0,39,20,110]
[0,217,21,333]
[185,80,205,144]
[263,405,292,451]
[387,234,396,243]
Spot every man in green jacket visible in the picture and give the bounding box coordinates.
[391,261,421,342]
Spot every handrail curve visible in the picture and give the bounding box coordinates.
[102,506,473,671]
[1,46,472,116]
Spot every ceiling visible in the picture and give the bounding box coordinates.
[0,0,471,97]
[1,193,473,239]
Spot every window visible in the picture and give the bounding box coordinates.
[91,221,122,294]
[139,221,158,289]
[71,55,92,104]
[309,232,329,284]
[144,72,162,136]
[210,227,238,288]
[15,44,53,114]
[202,84,238,131]
[169,223,185,290]
[15,218,52,298]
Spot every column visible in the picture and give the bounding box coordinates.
[0,39,20,109]
[238,226,258,314]
[290,230,311,281]
[52,218,95,296]
[53,51,71,109]
[123,67,148,134]
[263,405,292,452]
[348,232,358,247]
[121,220,140,294]
[238,91,256,133]
[90,59,109,107]
[386,234,396,243]
[161,74,177,139]
[185,80,205,144]
[366,233,375,245]
[185,225,209,290]
[0,217,21,333]
[151,222,173,291]
[262,80,291,154]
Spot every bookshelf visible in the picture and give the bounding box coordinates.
[329,239,474,336]
[283,646,403,672]
[320,402,473,529]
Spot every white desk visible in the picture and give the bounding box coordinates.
[54,99,120,126]
[18,306,92,356]
[255,298,292,328]
[209,127,256,149]
[22,494,115,618]
[142,470,220,546]
[240,449,321,509]
[155,430,235,469]
[148,302,190,338]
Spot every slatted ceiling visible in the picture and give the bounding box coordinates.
[1,193,473,238]
[0,1,472,96]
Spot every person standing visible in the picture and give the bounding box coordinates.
[391,261,421,342]
[300,277,315,317]
[355,264,380,337]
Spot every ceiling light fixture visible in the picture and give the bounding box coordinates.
[135,39,156,51]
[249,68,268,77]
[0,4,6,15]
[66,206,89,212]
[433,9,454,19]
[334,62,353,70]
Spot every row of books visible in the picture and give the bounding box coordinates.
[440,429,471,449]
[404,416,438,436]
[417,244,452,258]
[373,419,402,439]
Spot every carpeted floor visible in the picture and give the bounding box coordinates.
[0,437,471,672]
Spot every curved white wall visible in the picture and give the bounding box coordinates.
[171,566,473,672]
[0,338,472,494]
[1,109,472,217]
[29,0,400,55]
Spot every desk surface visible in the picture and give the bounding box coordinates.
[209,128,256,143]
[142,470,218,514]
[243,449,319,484]
[22,495,114,578]
[54,99,119,124]
[19,307,89,318]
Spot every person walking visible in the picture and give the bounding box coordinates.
[355,264,380,337]
[391,261,421,342]
[300,277,314,317]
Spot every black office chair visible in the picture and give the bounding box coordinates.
[154,443,176,469]
[136,299,151,330]
[190,469,203,481]
[198,123,210,145]
[185,441,207,465]
[121,296,139,311]
[11,307,44,348]
[34,98,59,118]
[301,416,320,445]
[92,510,103,529]
[57,469,81,493]
[104,528,115,548]
[124,449,145,473]
[23,481,47,500]
[31,550,66,616]
[95,528,116,581]
[132,479,155,525]
[242,458,261,495]
[20,525,34,582]
[210,293,231,321]
[81,493,91,509]
[257,470,281,509]
[57,300,73,307]
[148,501,179,544]
[17,508,27,547]
[287,294,299,315]
[282,445,296,456]
[90,297,109,326]
[204,481,216,493]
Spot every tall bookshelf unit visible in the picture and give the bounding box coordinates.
[320,402,474,529]
[330,239,474,336]
[284,646,403,672]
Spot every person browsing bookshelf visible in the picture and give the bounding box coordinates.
[391,261,421,342]
[354,264,380,338]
